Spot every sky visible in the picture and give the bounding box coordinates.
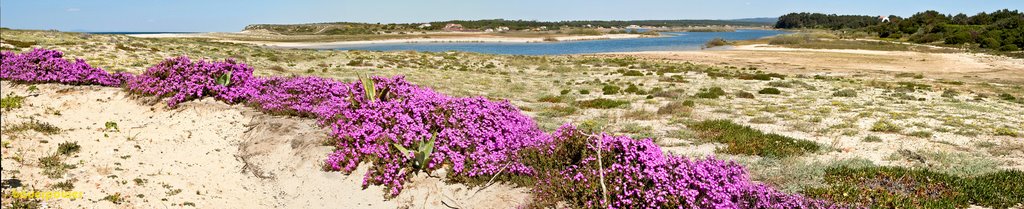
[1,0,1020,32]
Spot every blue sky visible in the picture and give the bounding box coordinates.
[1,0,1020,32]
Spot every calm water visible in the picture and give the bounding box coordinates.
[330,29,787,55]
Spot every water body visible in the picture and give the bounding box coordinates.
[331,29,788,55]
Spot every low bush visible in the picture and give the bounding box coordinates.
[862,135,882,142]
[6,119,61,135]
[657,101,693,116]
[601,85,620,95]
[696,87,727,99]
[758,87,782,95]
[537,95,565,103]
[704,37,729,48]
[1,93,25,110]
[832,89,857,97]
[57,142,80,155]
[734,91,755,99]
[539,105,577,117]
[804,166,1024,209]
[870,120,902,133]
[576,98,629,109]
[690,120,820,158]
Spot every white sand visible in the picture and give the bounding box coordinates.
[0,82,529,208]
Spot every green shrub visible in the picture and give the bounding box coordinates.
[657,101,693,116]
[576,98,629,109]
[578,89,590,94]
[941,89,959,98]
[994,127,1019,137]
[1,93,25,111]
[621,70,644,76]
[559,89,571,95]
[758,88,782,95]
[862,135,882,142]
[623,84,644,94]
[908,130,934,138]
[57,142,81,156]
[804,166,1024,209]
[7,120,61,135]
[537,95,565,103]
[695,87,726,99]
[602,85,620,95]
[704,37,729,48]
[690,120,819,158]
[734,91,755,99]
[998,93,1019,103]
[870,120,902,133]
[832,89,857,97]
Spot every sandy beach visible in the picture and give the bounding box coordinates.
[599,44,1024,84]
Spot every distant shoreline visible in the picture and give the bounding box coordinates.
[128,33,650,49]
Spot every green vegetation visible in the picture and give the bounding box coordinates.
[758,87,782,95]
[57,142,81,156]
[776,9,1024,52]
[6,120,61,135]
[870,120,902,133]
[804,166,1024,209]
[691,120,820,158]
[695,87,727,99]
[832,89,857,97]
[576,98,629,109]
[704,37,729,48]
[602,85,620,95]
[1,93,25,110]
[862,135,882,142]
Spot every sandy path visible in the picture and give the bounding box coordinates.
[0,82,529,208]
[601,44,1024,84]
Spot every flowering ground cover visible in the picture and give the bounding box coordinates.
[3,48,840,208]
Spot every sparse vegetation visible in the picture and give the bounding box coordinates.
[758,87,782,95]
[832,89,857,97]
[576,98,629,109]
[691,120,820,158]
[1,93,25,110]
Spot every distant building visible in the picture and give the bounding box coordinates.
[626,25,641,29]
[484,28,494,32]
[418,23,432,29]
[878,16,890,22]
[496,26,510,31]
[443,24,464,31]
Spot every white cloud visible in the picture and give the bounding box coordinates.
[66,8,81,12]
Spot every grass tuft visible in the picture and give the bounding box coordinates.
[690,119,819,158]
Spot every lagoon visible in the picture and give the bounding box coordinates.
[330,29,787,55]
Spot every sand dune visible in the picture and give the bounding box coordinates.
[0,82,529,209]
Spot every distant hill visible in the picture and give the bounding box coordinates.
[728,17,778,23]
[242,19,773,35]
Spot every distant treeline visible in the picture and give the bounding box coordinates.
[775,9,1024,51]
[243,19,772,35]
